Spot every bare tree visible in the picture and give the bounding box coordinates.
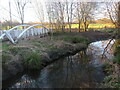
[74,2,82,32]
[106,1,120,37]
[9,0,12,28]
[54,2,65,31]
[106,2,119,27]
[46,2,54,29]
[65,1,75,32]
[45,1,95,32]
[32,0,44,24]
[15,0,30,25]
[80,2,96,31]
[46,1,66,31]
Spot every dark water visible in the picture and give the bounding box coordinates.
[3,40,115,88]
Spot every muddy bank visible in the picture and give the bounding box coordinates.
[2,31,112,81]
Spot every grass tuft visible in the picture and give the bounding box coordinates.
[2,52,12,64]
[113,45,120,65]
[24,52,41,69]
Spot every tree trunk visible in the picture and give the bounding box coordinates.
[84,22,87,32]
[21,19,24,29]
[78,20,81,32]
[69,23,72,32]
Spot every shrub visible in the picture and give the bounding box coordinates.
[24,52,41,69]
[113,55,120,65]
[113,45,120,65]
[102,63,114,75]
[102,75,120,88]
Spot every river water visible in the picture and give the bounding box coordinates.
[3,39,115,88]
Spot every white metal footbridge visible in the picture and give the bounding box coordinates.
[0,24,51,44]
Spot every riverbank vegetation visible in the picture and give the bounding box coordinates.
[101,41,120,88]
[2,32,89,70]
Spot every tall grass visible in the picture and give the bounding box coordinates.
[113,45,120,65]
[24,52,41,69]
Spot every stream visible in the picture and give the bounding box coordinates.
[3,39,115,88]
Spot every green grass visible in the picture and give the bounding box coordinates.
[61,36,89,44]
[24,52,41,69]
[0,44,11,51]
[2,52,12,64]
[101,43,120,88]
[52,32,89,44]
[102,75,120,88]
[102,62,114,75]
[113,45,120,65]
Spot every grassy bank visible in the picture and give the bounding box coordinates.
[101,43,120,88]
[2,32,89,70]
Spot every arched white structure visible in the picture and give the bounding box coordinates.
[0,24,50,44]
[0,25,30,39]
[15,24,49,43]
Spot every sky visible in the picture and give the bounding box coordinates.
[0,0,119,23]
[0,0,46,23]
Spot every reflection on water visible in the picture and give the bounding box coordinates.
[7,52,103,88]
[87,39,115,66]
[3,39,115,88]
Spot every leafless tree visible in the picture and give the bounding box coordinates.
[15,0,30,25]
[106,2,119,27]
[9,0,12,28]
[79,2,96,31]
[32,0,44,24]
[106,1,120,37]
[74,2,82,32]
[65,1,75,32]
[45,1,95,32]
[46,1,66,31]
[46,2,54,29]
[55,2,66,31]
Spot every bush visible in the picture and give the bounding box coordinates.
[24,52,41,69]
[113,45,120,65]
[113,55,120,65]
[102,75,120,88]
[102,63,114,75]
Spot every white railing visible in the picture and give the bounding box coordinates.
[0,24,50,44]
[0,25,30,39]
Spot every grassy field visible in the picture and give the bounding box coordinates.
[65,23,115,29]
[1,23,115,31]
[1,26,23,30]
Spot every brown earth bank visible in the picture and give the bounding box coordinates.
[2,31,112,81]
